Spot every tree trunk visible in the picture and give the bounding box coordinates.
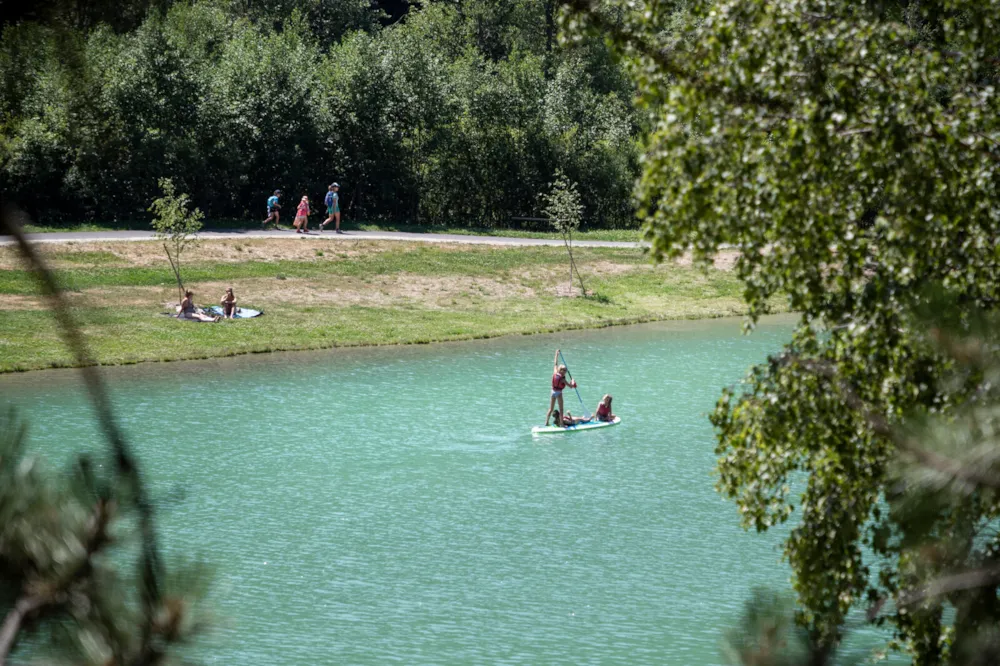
[164,243,184,303]
[565,229,586,296]
[544,0,555,79]
[0,594,50,664]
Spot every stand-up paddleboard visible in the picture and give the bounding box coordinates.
[532,416,620,435]
[208,306,263,319]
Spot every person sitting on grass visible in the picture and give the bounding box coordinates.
[293,195,310,233]
[263,190,282,229]
[544,348,577,426]
[177,290,220,322]
[221,287,237,319]
[595,394,616,422]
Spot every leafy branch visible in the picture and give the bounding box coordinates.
[149,178,203,304]
[0,205,205,664]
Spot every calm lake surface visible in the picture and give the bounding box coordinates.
[3,315,816,665]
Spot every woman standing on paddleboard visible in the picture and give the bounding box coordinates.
[545,349,577,426]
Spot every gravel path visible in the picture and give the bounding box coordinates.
[0,228,643,248]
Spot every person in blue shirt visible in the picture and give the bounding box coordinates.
[319,183,341,233]
[263,190,282,229]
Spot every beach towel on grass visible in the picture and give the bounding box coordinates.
[207,306,263,319]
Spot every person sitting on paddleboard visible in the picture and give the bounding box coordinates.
[595,394,616,422]
[561,411,591,426]
[545,348,577,426]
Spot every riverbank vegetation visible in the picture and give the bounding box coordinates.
[0,239,758,372]
[0,0,639,229]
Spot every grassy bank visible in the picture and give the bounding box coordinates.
[21,220,642,243]
[0,238,773,373]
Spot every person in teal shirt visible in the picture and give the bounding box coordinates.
[263,190,282,228]
[319,183,341,233]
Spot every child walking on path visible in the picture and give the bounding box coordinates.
[293,196,311,233]
[263,190,282,228]
[320,183,342,233]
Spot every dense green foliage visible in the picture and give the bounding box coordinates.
[721,306,1000,666]
[0,0,639,228]
[574,0,1000,660]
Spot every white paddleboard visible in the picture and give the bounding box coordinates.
[531,416,621,435]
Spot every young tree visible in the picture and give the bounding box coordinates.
[543,170,586,295]
[563,0,1000,658]
[149,178,203,304]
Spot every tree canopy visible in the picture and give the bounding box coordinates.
[0,0,639,228]
[570,0,1000,660]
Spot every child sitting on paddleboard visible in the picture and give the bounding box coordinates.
[545,348,577,426]
[561,411,591,426]
[595,394,615,422]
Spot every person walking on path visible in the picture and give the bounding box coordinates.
[545,348,577,426]
[293,195,311,233]
[319,183,341,233]
[263,190,282,228]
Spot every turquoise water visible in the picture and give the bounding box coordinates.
[3,316,804,665]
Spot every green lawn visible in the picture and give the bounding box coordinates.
[0,242,770,373]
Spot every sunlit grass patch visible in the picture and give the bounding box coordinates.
[49,250,121,264]
[0,240,775,372]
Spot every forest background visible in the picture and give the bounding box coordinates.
[0,0,639,228]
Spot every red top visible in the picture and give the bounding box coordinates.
[596,403,611,420]
[552,372,567,391]
[297,201,309,216]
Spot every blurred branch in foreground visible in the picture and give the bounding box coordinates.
[0,206,209,665]
[725,293,1000,665]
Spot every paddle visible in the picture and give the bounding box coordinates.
[558,349,591,419]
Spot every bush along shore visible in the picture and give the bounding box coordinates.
[0,239,779,373]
